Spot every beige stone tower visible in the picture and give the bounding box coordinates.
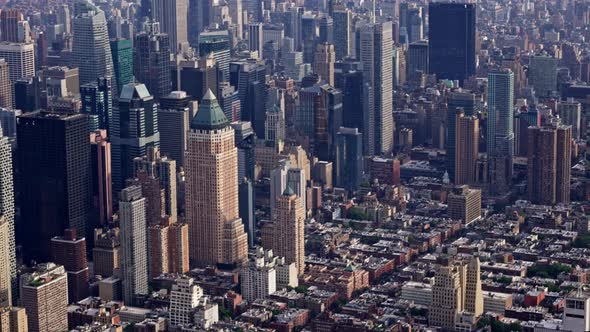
[186,89,248,267]
[464,256,483,316]
[269,187,306,276]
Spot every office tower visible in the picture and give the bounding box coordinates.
[248,23,263,56]
[0,127,14,304]
[14,76,40,112]
[93,228,120,277]
[151,0,188,53]
[529,55,558,97]
[428,2,476,84]
[229,59,267,134]
[0,307,27,332]
[188,0,209,45]
[178,57,218,102]
[219,82,241,122]
[50,229,89,302]
[527,124,572,205]
[332,6,351,59]
[240,248,277,302]
[455,112,479,185]
[18,112,90,262]
[359,21,394,155]
[43,66,80,97]
[72,0,116,89]
[0,10,22,43]
[446,90,476,182]
[110,39,133,93]
[515,109,540,157]
[133,147,177,222]
[111,83,159,193]
[0,60,11,108]
[563,289,590,332]
[267,187,305,276]
[231,121,256,180]
[239,178,256,248]
[407,40,428,81]
[119,185,149,305]
[0,217,10,307]
[265,104,286,143]
[318,15,333,44]
[0,109,20,138]
[158,91,191,168]
[90,130,112,227]
[262,24,284,52]
[487,69,514,194]
[448,185,481,225]
[198,31,231,81]
[558,99,582,140]
[134,23,171,100]
[80,77,113,131]
[0,42,35,82]
[335,66,363,130]
[314,43,335,86]
[185,90,248,266]
[335,127,363,191]
[283,51,307,81]
[228,0,243,39]
[270,163,307,214]
[464,256,483,316]
[429,261,463,330]
[20,263,68,332]
[406,7,423,43]
[169,277,205,327]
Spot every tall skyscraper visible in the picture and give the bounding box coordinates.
[428,2,476,84]
[178,57,218,102]
[134,22,171,100]
[487,69,514,194]
[110,38,133,94]
[407,40,428,81]
[72,0,116,89]
[0,59,12,108]
[447,90,476,181]
[455,112,479,185]
[198,30,231,81]
[90,130,113,227]
[359,21,394,155]
[119,185,149,305]
[558,99,582,140]
[248,23,263,56]
[464,256,483,317]
[529,54,558,97]
[20,263,69,332]
[0,217,11,307]
[50,229,89,302]
[0,42,35,83]
[151,0,188,53]
[158,91,191,169]
[527,123,572,205]
[185,89,248,267]
[335,127,363,191]
[0,9,22,43]
[332,5,351,59]
[229,59,267,133]
[0,126,14,304]
[111,83,160,193]
[266,187,305,276]
[17,112,90,262]
[314,43,336,86]
[239,178,256,248]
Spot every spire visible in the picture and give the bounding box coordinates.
[190,89,228,130]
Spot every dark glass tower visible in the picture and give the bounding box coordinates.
[17,112,91,262]
[134,22,171,100]
[80,77,113,131]
[428,2,476,84]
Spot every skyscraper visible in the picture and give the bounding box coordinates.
[558,99,582,140]
[90,130,113,227]
[529,54,558,97]
[428,2,476,84]
[18,112,90,262]
[0,126,14,304]
[527,123,572,205]
[198,30,231,81]
[80,77,113,131]
[239,179,255,248]
[248,23,263,56]
[72,0,116,89]
[151,0,188,53]
[0,217,10,307]
[359,21,394,155]
[158,91,191,169]
[110,38,133,93]
[455,112,479,185]
[50,229,89,302]
[134,22,171,100]
[20,263,69,332]
[448,185,482,225]
[185,89,248,267]
[0,59,12,108]
[487,69,514,194]
[332,5,351,59]
[335,127,363,191]
[314,43,336,86]
[267,187,305,276]
[447,90,476,181]
[111,83,160,193]
[0,9,22,43]
[407,40,428,81]
[119,185,149,305]
[0,42,35,83]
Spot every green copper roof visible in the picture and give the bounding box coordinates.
[190,89,229,130]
